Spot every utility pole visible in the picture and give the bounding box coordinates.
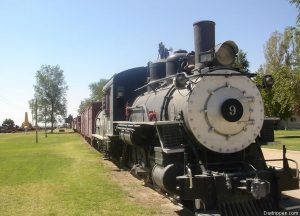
[35,98,38,143]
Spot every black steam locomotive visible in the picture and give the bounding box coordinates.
[77,21,299,215]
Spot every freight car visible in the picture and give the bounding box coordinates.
[77,21,299,215]
[80,102,101,141]
[72,116,81,132]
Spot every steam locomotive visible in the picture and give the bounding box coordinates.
[75,21,299,215]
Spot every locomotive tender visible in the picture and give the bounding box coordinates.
[79,21,299,215]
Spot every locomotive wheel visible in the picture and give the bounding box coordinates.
[127,146,148,168]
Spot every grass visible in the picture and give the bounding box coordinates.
[0,131,157,216]
[262,129,300,151]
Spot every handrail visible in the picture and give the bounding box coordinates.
[264,158,299,179]
[186,165,193,189]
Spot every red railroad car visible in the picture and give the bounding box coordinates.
[80,102,101,141]
[72,116,81,132]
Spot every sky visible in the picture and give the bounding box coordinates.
[0,0,298,126]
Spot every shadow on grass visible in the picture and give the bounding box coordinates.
[277,136,300,139]
[47,131,76,135]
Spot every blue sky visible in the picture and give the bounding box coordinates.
[0,0,298,125]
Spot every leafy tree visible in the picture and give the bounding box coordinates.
[290,0,300,25]
[255,66,275,116]
[78,79,107,113]
[28,98,35,124]
[233,49,250,73]
[89,79,108,101]
[257,26,300,126]
[2,118,14,129]
[34,65,68,133]
[29,97,51,135]
[78,98,92,114]
[38,98,52,137]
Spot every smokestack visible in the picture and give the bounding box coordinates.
[193,20,215,69]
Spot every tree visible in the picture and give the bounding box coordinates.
[29,97,51,136]
[28,98,35,124]
[34,65,68,133]
[39,98,52,137]
[233,49,250,73]
[257,26,300,126]
[78,79,107,113]
[255,66,275,116]
[78,98,92,114]
[2,119,14,129]
[89,79,108,101]
[290,0,300,25]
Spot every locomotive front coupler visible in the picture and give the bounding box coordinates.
[175,167,274,206]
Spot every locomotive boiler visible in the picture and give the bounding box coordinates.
[90,21,299,215]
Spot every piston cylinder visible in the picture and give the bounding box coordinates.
[152,163,183,193]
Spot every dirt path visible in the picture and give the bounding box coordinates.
[262,148,300,202]
[100,159,192,216]
[262,148,300,169]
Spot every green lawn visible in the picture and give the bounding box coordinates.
[262,129,300,151]
[0,131,157,216]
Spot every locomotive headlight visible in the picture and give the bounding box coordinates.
[262,75,273,89]
[214,40,238,66]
